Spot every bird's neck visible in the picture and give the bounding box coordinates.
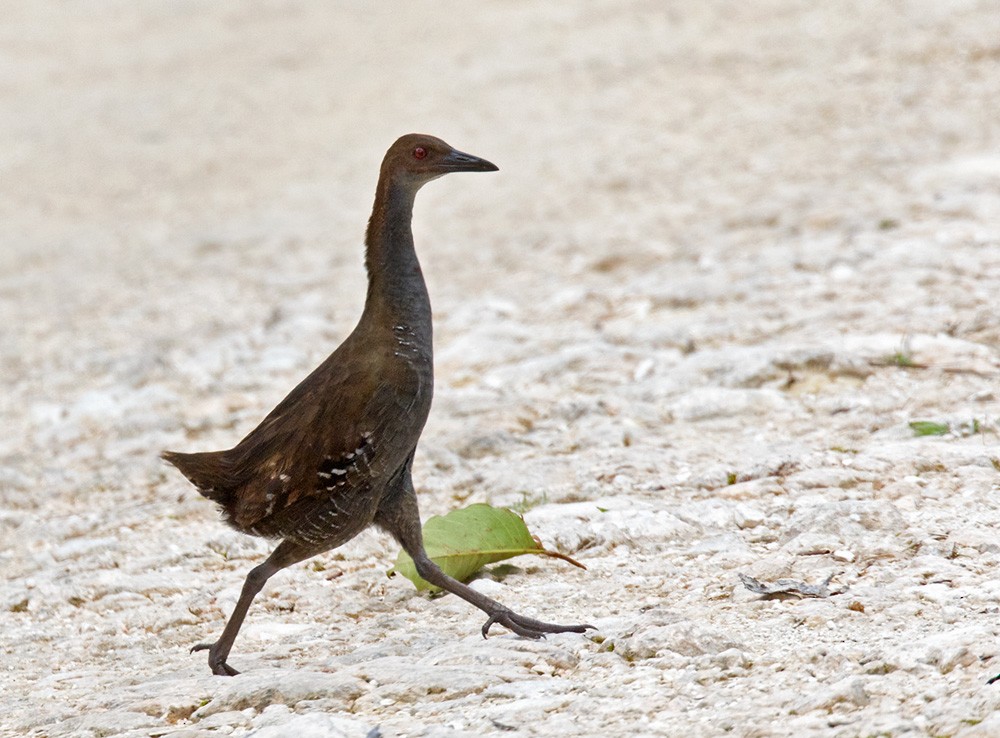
[362,175,432,338]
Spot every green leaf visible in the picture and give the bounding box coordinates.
[909,420,950,437]
[387,503,585,592]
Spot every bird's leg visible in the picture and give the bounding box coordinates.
[376,469,593,639]
[192,539,313,676]
[409,542,594,638]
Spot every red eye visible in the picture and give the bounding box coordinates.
[413,147,427,160]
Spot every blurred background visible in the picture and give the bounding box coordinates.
[2,2,1000,735]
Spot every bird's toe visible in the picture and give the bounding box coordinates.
[191,641,239,676]
[482,609,592,640]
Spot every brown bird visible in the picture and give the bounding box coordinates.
[163,134,592,676]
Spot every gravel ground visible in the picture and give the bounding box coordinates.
[3,2,1000,737]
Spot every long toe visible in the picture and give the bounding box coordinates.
[483,609,595,639]
[514,614,594,635]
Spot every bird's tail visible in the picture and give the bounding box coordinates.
[161,449,235,506]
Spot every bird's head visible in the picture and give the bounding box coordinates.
[382,134,498,189]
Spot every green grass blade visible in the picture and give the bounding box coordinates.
[909,420,950,437]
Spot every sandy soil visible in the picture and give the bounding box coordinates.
[3,2,1000,736]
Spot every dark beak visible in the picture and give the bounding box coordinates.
[438,148,499,173]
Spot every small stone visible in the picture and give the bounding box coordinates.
[733,504,766,529]
[793,677,869,713]
[249,712,376,738]
[710,648,751,671]
[194,671,366,718]
[198,710,252,729]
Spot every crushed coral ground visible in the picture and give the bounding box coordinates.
[2,3,1000,737]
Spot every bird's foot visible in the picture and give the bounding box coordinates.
[481,608,594,639]
[191,641,240,676]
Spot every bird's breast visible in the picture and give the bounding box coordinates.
[385,321,433,414]
[389,321,432,376]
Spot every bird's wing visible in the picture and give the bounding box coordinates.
[222,348,384,531]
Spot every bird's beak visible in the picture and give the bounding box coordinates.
[437,148,499,173]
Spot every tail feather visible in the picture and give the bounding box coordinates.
[161,449,237,506]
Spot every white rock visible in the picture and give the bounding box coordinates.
[195,672,367,718]
[670,387,791,422]
[793,677,870,713]
[733,504,766,529]
[914,627,987,674]
[248,712,375,738]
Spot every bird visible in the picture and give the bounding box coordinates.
[163,134,592,676]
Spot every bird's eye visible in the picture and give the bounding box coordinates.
[413,147,427,160]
